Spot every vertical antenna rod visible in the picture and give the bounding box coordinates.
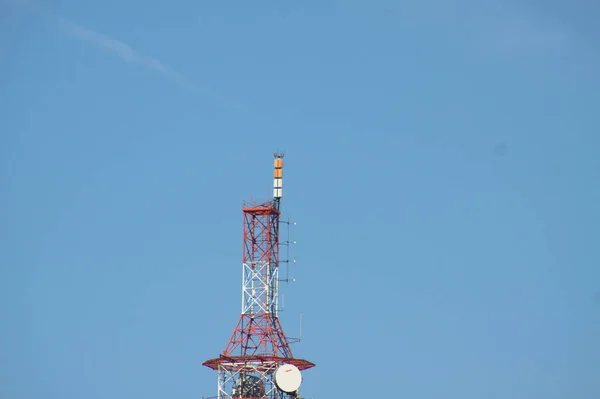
[273,153,284,209]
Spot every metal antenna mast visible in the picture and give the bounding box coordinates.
[203,154,315,399]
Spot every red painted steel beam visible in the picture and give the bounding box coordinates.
[202,355,315,371]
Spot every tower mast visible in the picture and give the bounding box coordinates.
[203,154,314,399]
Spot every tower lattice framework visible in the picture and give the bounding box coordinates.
[203,154,314,399]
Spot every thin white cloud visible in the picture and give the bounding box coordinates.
[5,0,252,112]
[6,0,196,91]
[55,16,194,89]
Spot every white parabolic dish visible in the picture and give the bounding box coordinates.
[274,364,302,392]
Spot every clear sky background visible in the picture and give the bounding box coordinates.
[1,0,599,398]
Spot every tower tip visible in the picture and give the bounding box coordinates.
[273,153,283,199]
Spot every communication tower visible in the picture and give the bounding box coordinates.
[203,154,315,398]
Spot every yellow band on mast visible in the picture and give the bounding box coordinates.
[273,153,284,199]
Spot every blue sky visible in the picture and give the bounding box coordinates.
[1,0,599,398]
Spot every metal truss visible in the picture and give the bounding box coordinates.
[216,361,284,399]
[203,156,314,399]
[241,204,280,264]
[242,261,279,316]
[221,314,293,358]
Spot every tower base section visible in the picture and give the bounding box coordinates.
[202,357,314,399]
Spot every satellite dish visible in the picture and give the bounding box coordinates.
[274,364,302,393]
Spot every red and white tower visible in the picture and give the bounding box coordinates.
[203,154,315,399]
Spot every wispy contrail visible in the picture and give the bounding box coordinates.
[55,16,195,90]
[6,0,196,91]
